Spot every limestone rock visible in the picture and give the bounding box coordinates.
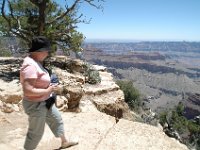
[93,65,107,71]
[54,67,85,84]
[64,85,83,109]
[1,103,19,113]
[0,111,188,150]
[56,96,66,108]
[97,119,188,150]
[48,56,85,73]
[83,72,119,95]
[82,71,133,121]
[0,79,22,104]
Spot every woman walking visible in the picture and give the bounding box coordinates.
[20,36,78,149]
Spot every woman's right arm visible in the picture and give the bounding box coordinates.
[23,78,54,97]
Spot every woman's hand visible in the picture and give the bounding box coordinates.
[49,84,63,95]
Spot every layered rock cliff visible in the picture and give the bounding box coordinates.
[0,57,188,150]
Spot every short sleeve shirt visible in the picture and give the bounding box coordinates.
[20,56,50,101]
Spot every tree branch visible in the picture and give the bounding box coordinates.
[1,0,11,30]
[73,13,91,24]
[1,0,31,40]
[84,0,105,9]
[10,28,29,42]
[29,0,40,7]
[47,0,81,25]
[8,1,21,30]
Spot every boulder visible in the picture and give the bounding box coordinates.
[97,119,188,150]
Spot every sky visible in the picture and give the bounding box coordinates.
[59,0,200,41]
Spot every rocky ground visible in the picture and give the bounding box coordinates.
[0,57,188,150]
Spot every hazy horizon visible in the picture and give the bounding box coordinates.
[84,38,200,43]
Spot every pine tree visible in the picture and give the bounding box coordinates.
[0,0,104,53]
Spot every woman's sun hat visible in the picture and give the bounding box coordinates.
[29,36,51,52]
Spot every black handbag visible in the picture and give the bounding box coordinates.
[45,94,57,109]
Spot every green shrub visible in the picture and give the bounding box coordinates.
[0,48,12,57]
[188,121,200,134]
[83,62,101,84]
[159,102,200,149]
[159,111,168,126]
[116,80,141,112]
[176,102,184,116]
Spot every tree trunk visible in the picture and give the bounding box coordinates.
[38,1,47,35]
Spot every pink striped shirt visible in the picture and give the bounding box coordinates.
[20,56,50,101]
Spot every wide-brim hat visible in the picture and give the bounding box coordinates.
[29,36,51,52]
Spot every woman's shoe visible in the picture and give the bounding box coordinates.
[61,139,78,149]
